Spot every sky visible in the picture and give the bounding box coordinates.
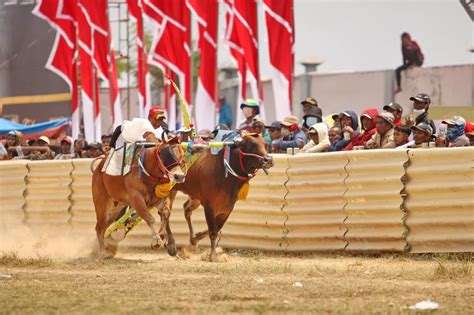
[113,0,473,79]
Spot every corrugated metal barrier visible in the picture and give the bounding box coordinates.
[218,154,289,251]
[285,152,348,252]
[23,160,73,229]
[344,150,409,252]
[1,147,472,253]
[404,147,474,253]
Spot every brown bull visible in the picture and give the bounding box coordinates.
[92,142,185,259]
[168,133,273,262]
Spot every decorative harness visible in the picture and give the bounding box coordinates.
[137,144,186,182]
[223,143,266,181]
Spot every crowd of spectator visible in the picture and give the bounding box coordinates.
[0,91,473,161]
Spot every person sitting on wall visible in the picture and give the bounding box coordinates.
[365,112,396,149]
[238,99,260,132]
[394,125,412,148]
[394,32,424,94]
[328,126,342,149]
[265,121,282,153]
[343,107,378,150]
[300,122,330,153]
[409,123,433,148]
[438,116,470,147]
[300,97,323,131]
[271,115,307,153]
[30,136,54,160]
[383,102,404,126]
[54,136,74,160]
[329,111,359,152]
[0,131,23,160]
[74,137,87,158]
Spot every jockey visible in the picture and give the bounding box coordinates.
[110,105,168,149]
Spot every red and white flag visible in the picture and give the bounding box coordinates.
[187,0,218,130]
[263,0,294,120]
[32,0,79,138]
[224,0,264,125]
[144,0,191,127]
[127,0,151,118]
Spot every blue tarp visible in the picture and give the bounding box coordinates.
[0,117,71,135]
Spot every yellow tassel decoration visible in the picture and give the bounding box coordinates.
[237,182,250,201]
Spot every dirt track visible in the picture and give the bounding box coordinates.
[0,248,472,314]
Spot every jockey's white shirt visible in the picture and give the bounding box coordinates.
[119,118,163,146]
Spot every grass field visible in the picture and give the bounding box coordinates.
[0,249,472,314]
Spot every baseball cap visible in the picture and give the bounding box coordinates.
[377,112,395,126]
[197,129,213,139]
[252,117,266,126]
[442,116,466,126]
[301,97,318,107]
[281,115,299,127]
[61,136,73,145]
[148,105,166,119]
[38,135,50,145]
[411,123,433,135]
[410,93,431,104]
[86,141,102,150]
[240,99,260,115]
[265,121,282,130]
[383,102,403,113]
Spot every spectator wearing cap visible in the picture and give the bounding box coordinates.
[300,97,323,131]
[407,93,436,132]
[30,136,54,160]
[329,111,359,152]
[383,102,403,126]
[330,113,342,129]
[74,137,87,158]
[271,116,307,152]
[365,112,396,149]
[1,131,23,160]
[86,142,104,158]
[266,121,282,141]
[218,96,233,128]
[465,121,474,146]
[410,123,433,148]
[54,136,74,160]
[238,99,260,132]
[343,108,378,150]
[301,123,330,153]
[393,125,412,148]
[441,116,470,147]
[252,117,271,144]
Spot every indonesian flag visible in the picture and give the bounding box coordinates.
[263,0,294,120]
[32,0,79,139]
[127,0,151,119]
[224,0,264,125]
[187,0,218,130]
[144,0,192,127]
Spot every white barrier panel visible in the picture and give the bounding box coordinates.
[344,150,408,252]
[405,147,474,253]
[285,152,348,252]
[23,160,73,229]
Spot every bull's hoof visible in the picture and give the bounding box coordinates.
[210,251,218,263]
[151,235,164,250]
[166,243,178,256]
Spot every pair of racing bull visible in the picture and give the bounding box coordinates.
[92,132,273,262]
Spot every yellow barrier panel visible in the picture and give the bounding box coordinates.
[285,152,348,251]
[70,159,96,234]
[344,150,409,252]
[218,154,289,251]
[24,160,73,229]
[0,160,28,229]
[405,147,474,253]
